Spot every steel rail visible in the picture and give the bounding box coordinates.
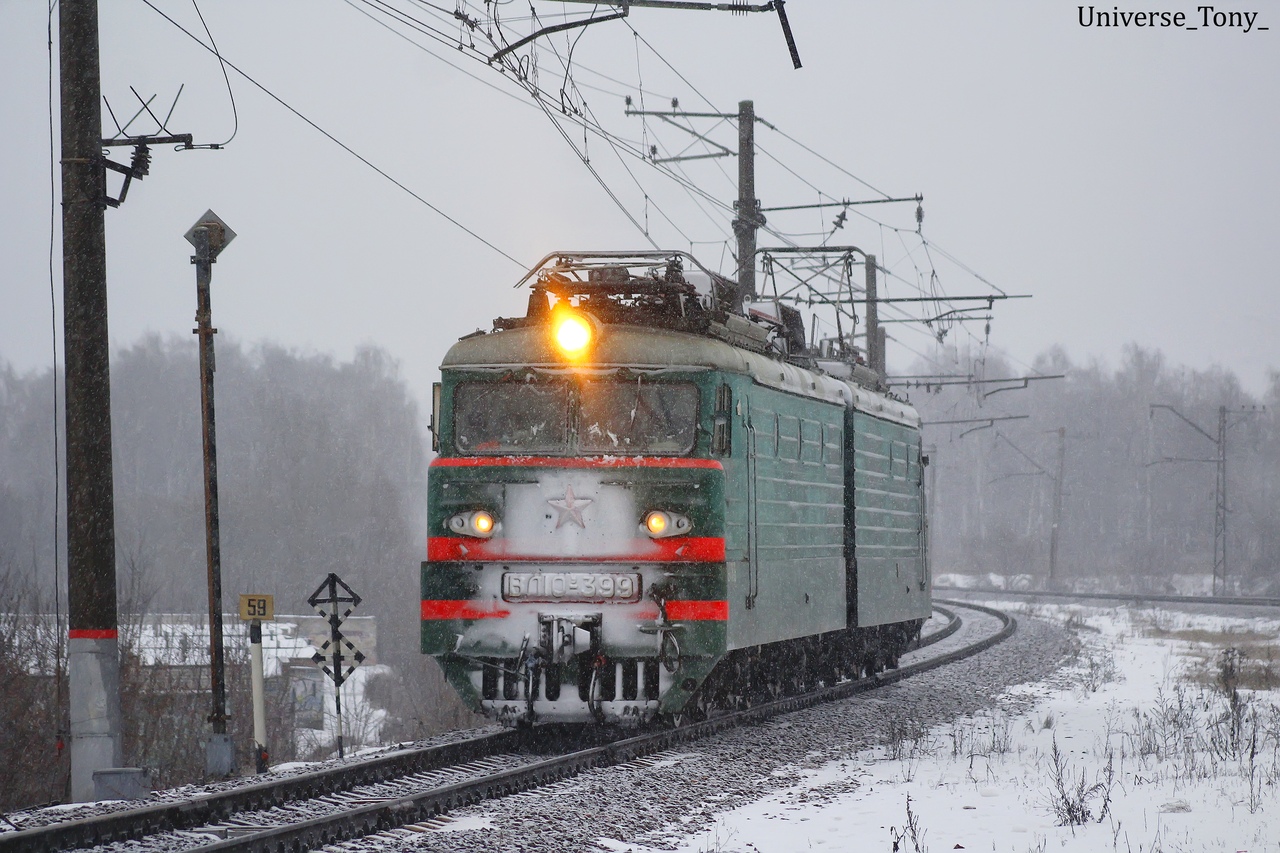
[196,603,1009,852]
[0,603,993,853]
[935,586,1280,608]
[921,603,961,646]
[0,731,527,852]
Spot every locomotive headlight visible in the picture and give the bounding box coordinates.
[644,510,691,538]
[447,510,497,538]
[552,311,598,359]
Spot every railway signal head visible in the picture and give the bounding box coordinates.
[183,209,236,259]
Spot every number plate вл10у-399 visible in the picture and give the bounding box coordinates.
[502,572,642,603]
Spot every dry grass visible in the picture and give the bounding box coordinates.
[1140,624,1274,645]
[1132,620,1280,691]
[1181,645,1280,691]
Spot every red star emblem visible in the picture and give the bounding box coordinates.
[547,485,592,529]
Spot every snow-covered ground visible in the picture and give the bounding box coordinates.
[14,599,1275,853]
[123,612,391,757]
[615,600,1280,853]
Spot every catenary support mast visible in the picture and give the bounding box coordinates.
[733,99,761,303]
[1049,426,1066,586]
[60,0,125,802]
[865,254,884,375]
[1214,405,1227,596]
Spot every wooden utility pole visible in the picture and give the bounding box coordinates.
[60,0,124,802]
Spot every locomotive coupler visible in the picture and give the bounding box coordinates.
[540,613,599,664]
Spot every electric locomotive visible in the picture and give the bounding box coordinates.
[421,251,930,726]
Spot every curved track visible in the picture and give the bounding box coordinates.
[934,586,1280,609]
[0,602,1010,853]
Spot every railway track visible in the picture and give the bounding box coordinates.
[935,586,1280,609]
[0,601,1009,853]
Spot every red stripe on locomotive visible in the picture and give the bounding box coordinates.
[420,600,512,620]
[664,600,729,621]
[430,456,724,470]
[426,536,725,563]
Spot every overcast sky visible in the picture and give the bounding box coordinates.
[2,1,1277,406]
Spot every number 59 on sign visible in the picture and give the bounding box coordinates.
[239,594,274,621]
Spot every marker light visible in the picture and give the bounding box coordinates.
[644,510,691,538]
[448,510,497,538]
[553,313,594,358]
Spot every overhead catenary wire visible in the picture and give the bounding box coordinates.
[352,0,1011,324]
[607,25,978,317]
[188,0,238,148]
[641,120,737,241]
[354,0,734,247]
[593,123,701,245]
[45,0,65,739]
[765,122,893,200]
[371,0,706,247]
[161,0,1011,362]
[140,0,525,267]
[342,0,534,108]
[354,0,710,248]
[527,82,662,248]
[430,6,1008,371]
[518,8,669,247]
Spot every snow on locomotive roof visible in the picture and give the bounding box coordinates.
[441,324,921,429]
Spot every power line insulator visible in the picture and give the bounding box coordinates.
[130,143,152,178]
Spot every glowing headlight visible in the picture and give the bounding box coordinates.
[552,312,595,358]
[447,510,497,538]
[644,510,691,538]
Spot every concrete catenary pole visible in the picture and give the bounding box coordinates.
[864,254,883,375]
[60,0,125,802]
[1214,405,1228,596]
[1048,426,1066,586]
[733,99,760,304]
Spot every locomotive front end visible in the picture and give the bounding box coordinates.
[421,335,730,725]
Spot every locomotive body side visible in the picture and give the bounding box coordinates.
[847,385,931,627]
[718,374,849,650]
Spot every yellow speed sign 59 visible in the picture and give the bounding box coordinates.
[239,594,274,621]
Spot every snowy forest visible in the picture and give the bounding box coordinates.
[914,344,1279,594]
[0,338,473,808]
[1,338,1278,807]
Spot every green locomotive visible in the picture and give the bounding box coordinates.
[421,251,930,725]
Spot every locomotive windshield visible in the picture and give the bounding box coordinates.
[578,380,698,454]
[453,379,698,455]
[454,382,570,453]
